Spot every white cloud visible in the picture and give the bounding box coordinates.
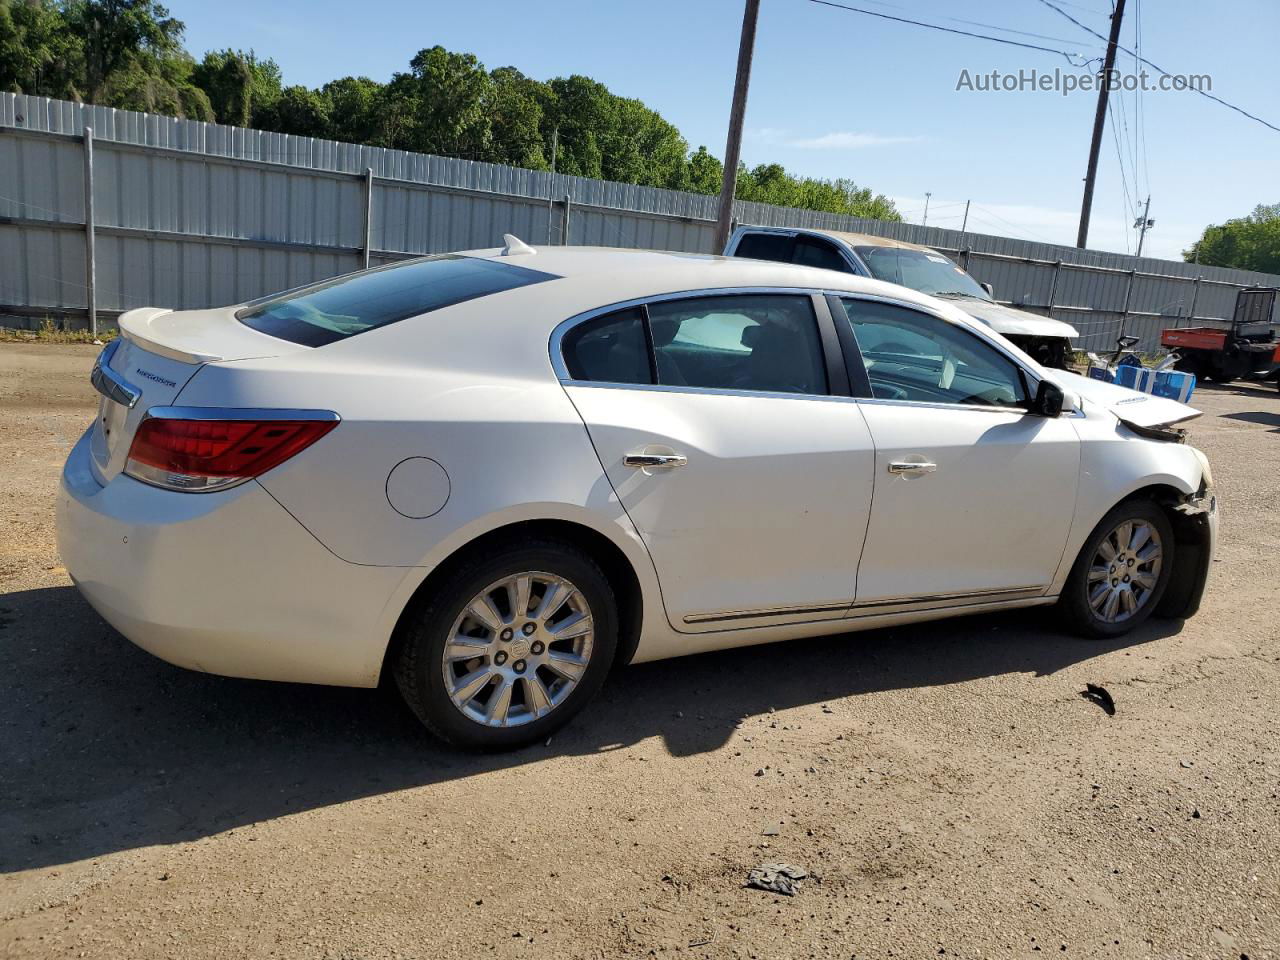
[747,128,922,150]
[790,131,924,150]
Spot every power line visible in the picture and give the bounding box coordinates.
[805,0,1094,65]
[1037,0,1280,134]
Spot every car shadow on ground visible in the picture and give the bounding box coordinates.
[0,585,1181,874]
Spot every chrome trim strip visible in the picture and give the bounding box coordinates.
[90,339,141,409]
[683,601,851,625]
[143,406,342,422]
[701,596,1057,635]
[683,585,1045,625]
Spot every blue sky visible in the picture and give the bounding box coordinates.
[172,0,1278,261]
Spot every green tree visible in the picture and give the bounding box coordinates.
[192,49,281,126]
[260,83,329,137]
[1185,204,1280,274]
[380,45,492,157]
[684,146,724,195]
[485,66,547,169]
[0,0,83,97]
[321,75,381,145]
[63,0,184,101]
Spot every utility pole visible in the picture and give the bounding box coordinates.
[922,192,932,227]
[1134,194,1154,257]
[713,0,761,253]
[1076,0,1126,248]
[960,199,971,234]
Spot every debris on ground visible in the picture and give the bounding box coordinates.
[745,862,807,896]
[1080,683,1116,716]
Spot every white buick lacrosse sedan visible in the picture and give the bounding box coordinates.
[58,241,1217,749]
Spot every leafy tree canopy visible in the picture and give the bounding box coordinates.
[1185,204,1280,275]
[0,1,900,220]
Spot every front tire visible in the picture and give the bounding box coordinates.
[1060,500,1175,639]
[392,540,618,750]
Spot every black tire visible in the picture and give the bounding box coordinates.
[392,539,618,750]
[1059,499,1176,639]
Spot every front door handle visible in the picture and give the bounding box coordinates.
[887,460,937,476]
[625,453,688,470]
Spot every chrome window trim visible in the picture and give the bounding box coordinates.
[143,406,342,422]
[90,339,142,409]
[560,379,862,405]
[550,285,1048,411]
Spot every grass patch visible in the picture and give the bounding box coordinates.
[0,319,116,344]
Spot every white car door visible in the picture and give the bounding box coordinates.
[830,296,1080,607]
[558,293,876,633]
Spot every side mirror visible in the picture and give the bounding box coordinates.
[1031,378,1065,417]
[979,281,995,298]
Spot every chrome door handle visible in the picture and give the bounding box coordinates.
[887,460,937,475]
[625,453,688,470]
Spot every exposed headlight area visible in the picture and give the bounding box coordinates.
[124,407,339,493]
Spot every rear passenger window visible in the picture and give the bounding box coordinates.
[561,308,653,385]
[648,295,828,395]
[793,238,849,273]
[733,233,796,263]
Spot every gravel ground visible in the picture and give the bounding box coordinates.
[1,342,1278,960]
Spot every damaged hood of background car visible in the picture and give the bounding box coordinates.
[944,297,1080,340]
[1041,368,1202,429]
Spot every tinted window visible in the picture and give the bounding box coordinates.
[733,232,796,263]
[648,295,827,395]
[561,308,652,385]
[793,237,850,273]
[238,255,558,347]
[838,299,1026,407]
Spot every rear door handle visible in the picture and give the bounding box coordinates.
[625,453,688,470]
[887,460,937,475]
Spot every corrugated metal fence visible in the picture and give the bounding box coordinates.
[3,92,1278,352]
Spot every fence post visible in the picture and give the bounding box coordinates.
[82,125,97,338]
[1119,268,1136,339]
[1047,259,1062,318]
[1186,276,1202,327]
[362,167,374,269]
[561,194,572,245]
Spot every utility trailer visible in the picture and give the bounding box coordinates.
[1162,287,1278,384]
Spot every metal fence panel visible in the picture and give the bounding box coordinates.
[3,91,1279,353]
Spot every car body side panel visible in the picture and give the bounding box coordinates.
[1046,401,1205,594]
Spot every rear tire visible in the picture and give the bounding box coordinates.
[392,540,618,750]
[1060,500,1175,639]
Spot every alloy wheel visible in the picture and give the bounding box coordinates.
[441,571,595,728]
[1087,519,1164,624]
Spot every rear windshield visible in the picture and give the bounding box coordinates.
[237,255,559,347]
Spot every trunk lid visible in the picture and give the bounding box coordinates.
[88,306,304,483]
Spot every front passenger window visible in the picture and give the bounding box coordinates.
[838,299,1027,408]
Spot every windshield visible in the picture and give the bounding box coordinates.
[238,255,559,347]
[853,246,991,301]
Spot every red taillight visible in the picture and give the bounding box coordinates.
[125,415,337,491]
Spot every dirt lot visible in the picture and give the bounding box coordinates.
[1,342,1278,960]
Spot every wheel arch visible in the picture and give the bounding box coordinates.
[379,518,646,685]
[1101,481,1212,620]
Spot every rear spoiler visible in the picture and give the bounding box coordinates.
[118,308,223,364]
